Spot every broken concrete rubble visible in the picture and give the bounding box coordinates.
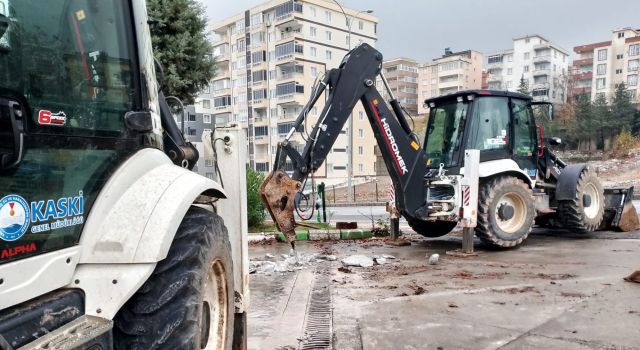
[341,255,374,268]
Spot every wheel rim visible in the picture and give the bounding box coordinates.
[583,183,600,219]
[201,260,228,350]
[494,192,527,235]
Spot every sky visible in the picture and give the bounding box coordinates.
[198,0,640,62]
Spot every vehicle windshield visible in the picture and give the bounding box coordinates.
[423,100,469,168]
[0,0,134,135]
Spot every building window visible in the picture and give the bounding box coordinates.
[358,21,364,30]
[311,47,317,57]
[630,44,640,57]
[629,59,640,72]
[202,99,211,109]
[326,50,332,60]
[507,68,513,75]
[275,41,303,58]
[205,172,215,179]
[187,113,196,122]
[311,67,318,77]
[254,125,269,136]
[358,146,363,155]
[310,26,316,37]
[596,78,606,90]
[597,64,606,75]
[325,30,331,40]
[358,163,363,172]
[525,38,530,43]
[507,55,513,62]
[597,49,607,61]
[255,163,270,172]
[524,52,530,60]
[332,148,346,152]
[618,32,625,38]
[358,129,364,138]
[628,74,638,86]
[617,54,624,59]
[205,160,213,167]
[203,114,211,124]
[524,65,529,72]
[188,128,197,136]
[310,6,316,17]
[214,96,231,107]
[325,10,331,22]
[359,111,364,120]
[616,69,623,74]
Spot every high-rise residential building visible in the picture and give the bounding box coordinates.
[208,0,378,185]
[417,49,484,115]
[377,58,419,116]
[570,41,610,100]
[585,28,640,104]
[485,34,570,103]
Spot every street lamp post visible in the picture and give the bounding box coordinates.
[330,0,373,202]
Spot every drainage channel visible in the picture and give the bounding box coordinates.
[300,263,333,350]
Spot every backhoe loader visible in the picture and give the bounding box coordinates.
[261,43,638,249]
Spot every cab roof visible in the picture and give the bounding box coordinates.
[424,90,533,105]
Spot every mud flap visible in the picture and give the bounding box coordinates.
[600,187,639,232]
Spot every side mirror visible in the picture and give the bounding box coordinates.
[125,111,153,132]
[547,137,562,146]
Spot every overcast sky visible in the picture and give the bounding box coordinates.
[198,0,640,62]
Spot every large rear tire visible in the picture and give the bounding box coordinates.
[476,176,535,248]
[557,168,604,233]
[114,206,234,350]
[407,219,457,238]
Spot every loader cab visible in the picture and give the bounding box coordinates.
[0,0,158,263]
[423,90,539,177]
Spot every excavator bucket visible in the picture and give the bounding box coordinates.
[259,169,302,240]
[600,187,639,232]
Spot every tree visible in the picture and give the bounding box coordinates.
[517,75,530,95]
[246,168,266,228]
[610,83,636,136]
[573,95,595,151]
[592,93,611,150]
[147,0,216,104]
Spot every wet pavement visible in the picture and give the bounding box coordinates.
[247,228,640,350]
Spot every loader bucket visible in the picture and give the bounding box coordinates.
[259,169,301,240]
[600,187,639,232]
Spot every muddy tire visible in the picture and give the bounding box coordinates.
[407,219,457,238]
[114,206,234,350]
[557,168,604,233]
[476,176,535,248]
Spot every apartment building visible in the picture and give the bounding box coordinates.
[377,58,419,115]
[207,0,378,185]
[570,41,610,100]
[586,28,640,104]
[417,49,484,115]
[485,34,569,103]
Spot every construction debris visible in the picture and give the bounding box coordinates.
[249,252,318,275]
[428,253,440,265]
[374,257,388,265]
[341,255,374,268]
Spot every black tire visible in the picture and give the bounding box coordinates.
[476,176,535,248]
[407,219,457,238]
[557,168,604,233]
[114,206,234,350]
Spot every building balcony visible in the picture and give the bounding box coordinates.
[214,105,232,113]
[571,87,592,96]
[533,55,551,63]
[573,58,593,67]
[274,15,302,29]
[276,31,301,44]
[533,42,551,51]
[573,72,593,81]
[278,71,304,82]
[532,82,550,90]
[214,52,230,63]
[212,87,231,96]
[252,80,268,89]
[438,79,460,89]
[276,93,306,106]
[487,74,502,83]
[532,69,551,77]
[253,134,270,144]
[251,98,269,109]
[486,61,504,69]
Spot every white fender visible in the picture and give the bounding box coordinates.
[79,148,225,264]
[461,159,534,188]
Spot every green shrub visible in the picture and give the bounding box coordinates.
[246,168,266,228]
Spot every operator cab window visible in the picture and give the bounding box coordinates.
[468,96,510,151]
[511,98,536,157]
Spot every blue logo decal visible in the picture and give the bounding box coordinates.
[0,195,31,241]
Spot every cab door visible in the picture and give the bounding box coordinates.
[0,0,144,263]
[510,98,538,180]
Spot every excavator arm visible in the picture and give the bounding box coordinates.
[260,44,429,241]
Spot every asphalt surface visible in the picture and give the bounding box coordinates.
[248,223,640,349]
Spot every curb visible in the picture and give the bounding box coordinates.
[251,229,374,242]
